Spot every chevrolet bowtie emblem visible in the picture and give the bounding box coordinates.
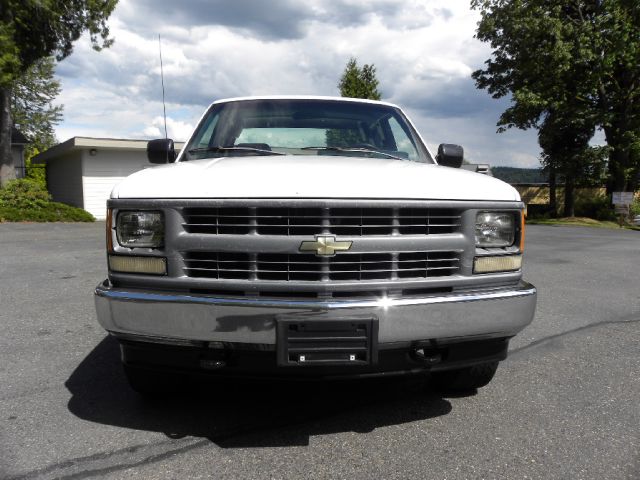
[299,235,353,256]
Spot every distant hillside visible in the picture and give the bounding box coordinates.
[492,167,547,184]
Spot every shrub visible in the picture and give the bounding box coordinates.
[525,204,554,220]
[0,178,95,222]
[574,194,617,221]
[631,198,640,217]
[0,202,95,222]
[25,158,47,188]
[0,178,51,209]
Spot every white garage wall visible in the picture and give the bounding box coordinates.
[81,150,151,220]
[47,152,84,207]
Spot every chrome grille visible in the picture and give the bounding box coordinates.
[183,251,460,281]
[182,207,461,236]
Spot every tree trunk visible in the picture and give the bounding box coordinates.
[629,166,639,193]
[609,148,629,192]
[603,125,630,193]
[0,86,16,187]
[563,175,575,217]
[548,163,557,217]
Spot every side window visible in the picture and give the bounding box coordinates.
[191,113,220,148]
[388,116,419,161]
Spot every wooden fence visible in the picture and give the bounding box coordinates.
[513,184,607,206]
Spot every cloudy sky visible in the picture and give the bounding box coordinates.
[54,0,543,168]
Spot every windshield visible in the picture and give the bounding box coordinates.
[183,99,433,163]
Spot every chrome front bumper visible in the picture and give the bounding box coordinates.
[94,281,537,347]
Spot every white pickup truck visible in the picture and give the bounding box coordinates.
[95,96,536,393]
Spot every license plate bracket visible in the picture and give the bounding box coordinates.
[276,315,378,367]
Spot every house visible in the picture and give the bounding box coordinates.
[11,127,29,178]
[34,137,183,220]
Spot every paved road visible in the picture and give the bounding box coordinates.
[0,223,638,479]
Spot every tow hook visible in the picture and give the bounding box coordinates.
[411,348,442,366]
[201,341,228,370]
[200,359,226,370]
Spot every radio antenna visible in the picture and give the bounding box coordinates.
[158,34,168,139]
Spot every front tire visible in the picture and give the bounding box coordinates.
[431,361,499,392]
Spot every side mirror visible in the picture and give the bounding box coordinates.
[147,138,176,164]
[436,143,463,168]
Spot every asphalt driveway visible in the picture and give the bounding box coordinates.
[0,222,638,479]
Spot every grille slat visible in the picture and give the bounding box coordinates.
[185,223,462,228]
[178,203,466,297]
[183,207,461,236]
[183,251,460,281]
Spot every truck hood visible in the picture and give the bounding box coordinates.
[112,155,520,201]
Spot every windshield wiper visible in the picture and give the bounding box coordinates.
[301,146,405,161]
[187,146,285,156]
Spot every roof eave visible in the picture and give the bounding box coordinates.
[33,136,184,163]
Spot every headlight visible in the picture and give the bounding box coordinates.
[475,212,515,247]
[116,211,164,248]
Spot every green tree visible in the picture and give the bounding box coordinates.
[471,0,640,193]
[538,111,608,216]
[338,58,382,100]
[12,56,63,155]
[327,58,382,147]
[0,0,118,187]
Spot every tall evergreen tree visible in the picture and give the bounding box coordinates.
[326,58,383,147]
[338,58,382,100]
[12,57,63,156]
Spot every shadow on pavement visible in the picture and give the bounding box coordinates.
[66,336,453,448]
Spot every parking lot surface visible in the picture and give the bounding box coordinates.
[0,222,638,479]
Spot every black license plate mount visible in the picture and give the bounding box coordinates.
[276,315,378,367]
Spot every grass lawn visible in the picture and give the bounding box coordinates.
[527,216,639,230]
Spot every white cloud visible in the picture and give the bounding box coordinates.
[141,116,195,141]
[53,0,542,168]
